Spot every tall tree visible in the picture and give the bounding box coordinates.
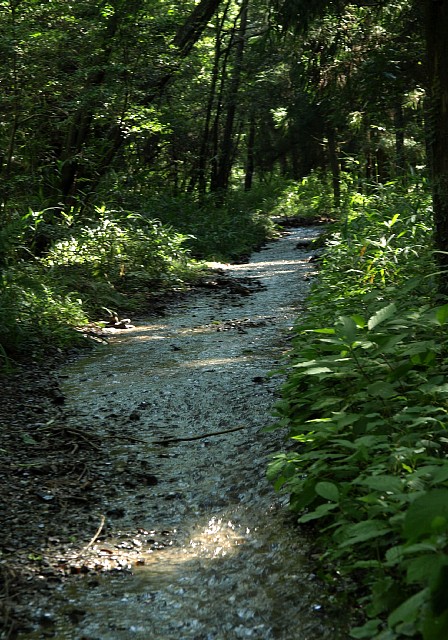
[424,0,448,294]
[212,0,249,192]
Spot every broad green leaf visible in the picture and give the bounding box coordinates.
[385,545,404,565]
[339,520,391,547]
[303,366,333,375]
[434,304,448,325]
[388,588,429,627]
[374,334,407,352]
[430,465,448,484]
[406,555,444,585]
[423,609,448,640]
[315,481,340,502]
[368,303,397,330]
[292,359,318,368]
[297,502,338,523]
[339,315,357,343]
[367,381,396,399]
[420,383,448,396]
[404,490,448,541]
[350,619,382,638]
[351,314,366,329]
[334,413,361,428]
[311,328,336,334]
[403,543,439,555]
[357,475,404,494]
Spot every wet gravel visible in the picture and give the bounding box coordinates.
[6,227,352,639]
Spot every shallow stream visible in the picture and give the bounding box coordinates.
[30,228,349,639]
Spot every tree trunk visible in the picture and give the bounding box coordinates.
[244,112,256,191]
[327,127,340,209]
[424,0,448,295]
[394,100,405,178]
[173,0,223,57]
[195,1,232,194]
[212,0,248,193]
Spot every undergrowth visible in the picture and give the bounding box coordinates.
[267,177,448,639]
[0,206,199,364]
[0,178,314,367]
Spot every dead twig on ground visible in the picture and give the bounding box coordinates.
[154,424,249,445]
[83,514,106,550]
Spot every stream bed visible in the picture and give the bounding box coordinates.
[23,227,350,639]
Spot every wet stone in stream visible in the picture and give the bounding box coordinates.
[17,228,350,639]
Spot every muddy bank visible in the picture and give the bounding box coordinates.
[1,228,351,639]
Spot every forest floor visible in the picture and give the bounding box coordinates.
[0,224,353,640]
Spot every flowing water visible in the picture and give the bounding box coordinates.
[28,228,350,639]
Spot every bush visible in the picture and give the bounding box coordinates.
[267,178,448,639]
[0,206,200,366]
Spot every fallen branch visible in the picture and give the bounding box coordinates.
[93,425,250,447]
[154,424,248,445]
[83,514,106,550]
[37,422,102,451]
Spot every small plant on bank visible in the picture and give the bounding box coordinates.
[268,177,448,639]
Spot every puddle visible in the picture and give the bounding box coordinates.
[21,229,350,639]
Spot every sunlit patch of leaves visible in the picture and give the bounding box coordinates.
[0,206,200,364]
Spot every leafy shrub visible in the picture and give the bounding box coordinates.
[0,265,88,362]
[268,178,448,639]
[270,170,337,219]
[42,208,196,312]
[137,190,279,261]
[0,206,201,366]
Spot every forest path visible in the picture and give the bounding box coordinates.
[25,228,349,639]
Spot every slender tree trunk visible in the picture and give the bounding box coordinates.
[424,0,448,295]
[244,112,256,191]
[212,0,248,193]
[394,100,405,178]
[210,27,235,191]
[1,2,20,218]
[195,1,232,194]
[327,127,340,209]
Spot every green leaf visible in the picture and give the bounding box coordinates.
[423,608,448,640]
[404,490,448,541]
[339,315,357,343]
[351,314,366,329]
[434,304,448,325]
[350,619,382,638]
[298,502,338,523]
[388,588,429,628]
[430,465,448,484]
[315,481,340,502]
[368,303,397,330]
[339,520,391,548]
[374,333,407,352]
[367,381,396,399]
[356,475,404,494]
[406,555,443,585]
[303,366,333,375]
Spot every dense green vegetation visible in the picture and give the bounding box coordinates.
[0,0,433,365]
[268,176,448,639]
[2,0,448,636]
[0,188,278,366]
